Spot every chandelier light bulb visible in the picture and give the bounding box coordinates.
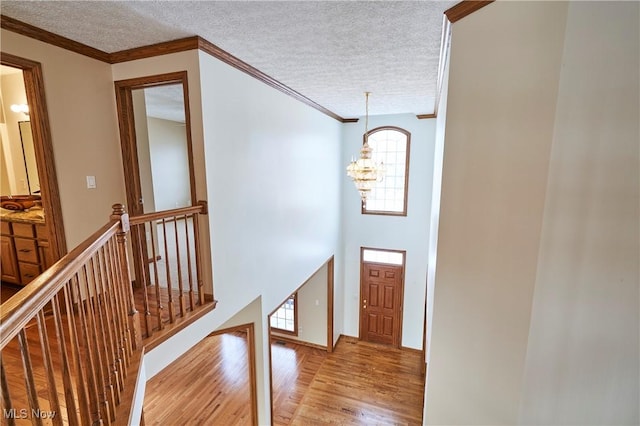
[346,92,385,203]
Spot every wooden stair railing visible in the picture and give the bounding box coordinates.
[0,205,143,425]
[127,201,212,343]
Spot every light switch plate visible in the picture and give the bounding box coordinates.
[86,175,96,189]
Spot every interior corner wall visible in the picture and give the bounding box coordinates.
[518,2,639,425]
[341,113,436,350]
[271,261,328,347]
[1,30,126,248]
[425,2,569,424]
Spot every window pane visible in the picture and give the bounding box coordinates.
[362,249,404,265]
[364,128,409,215]
[270,294,297,333]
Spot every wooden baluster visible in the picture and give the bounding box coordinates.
[99,243,125,395]
[91,254,118,418]
[35,310,63,426]
[174,215,185,316]
[183,214,195,311]
[62,281,92,425]
[17,329,44,426]
[81,262,111,424]
[135,224,152,339]
[107,237,130,370]
[161,218,176,323]
[149,222,164,331]
[0,355,16,426]
[51,292,80,426]
[72,273,103,425]
[193,210,205,305]
[111,204,142,350]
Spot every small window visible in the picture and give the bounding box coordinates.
[362,248,404,265]
[363,126,410,216]
[270,294,297,335]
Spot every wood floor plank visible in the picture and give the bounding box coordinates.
[272,336,425,425]
[143,331,252,425]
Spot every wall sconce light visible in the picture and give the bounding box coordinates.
[10,104,29,115]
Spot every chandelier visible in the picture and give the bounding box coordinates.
[346,92,385,203]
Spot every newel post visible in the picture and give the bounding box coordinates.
[111,204,143,350]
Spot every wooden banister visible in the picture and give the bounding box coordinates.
[0,220,119,347]
[0,205,145,425]
[0,202,214,424]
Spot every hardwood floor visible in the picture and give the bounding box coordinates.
[143,331,252,425]
[271,340,327,425]
[272,336,425,425]
[2,281,425,426]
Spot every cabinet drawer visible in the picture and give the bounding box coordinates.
[12,223,35,238]
[14,238,39,263]
[19,262,41,284]
[35,224,49,240]
[1,221,10,235]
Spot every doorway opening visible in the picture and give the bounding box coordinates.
[359,247,406,348]
[0,53,66,290]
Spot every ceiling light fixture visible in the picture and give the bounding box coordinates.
[346,92,384,204]
[10,104,29,115]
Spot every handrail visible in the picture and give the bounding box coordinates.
[129,200,207,225]
[0,220,119,348]
[0,205,143,425]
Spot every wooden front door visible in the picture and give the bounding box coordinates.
[359,252,404,347]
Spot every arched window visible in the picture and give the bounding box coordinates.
[363,126,411,216]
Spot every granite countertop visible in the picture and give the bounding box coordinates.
[0,206,45,224]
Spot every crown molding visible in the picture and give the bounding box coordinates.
[196,37,351,123]
[1,15,111,62]
[2,2,495,124]
[445,0,494,24]
[109,36,199,64]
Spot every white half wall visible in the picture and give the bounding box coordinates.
[341,113,435,350]
[519,2,640,425]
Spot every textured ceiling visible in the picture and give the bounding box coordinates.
[1,1,456,118]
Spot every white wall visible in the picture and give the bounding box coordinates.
[425,43,450,365]
[425,2,569,424]
[146,116,191,211]
[198,49,342,324]
[341,113,435,349]
[1,30,126,248]
[519,2,639,425]
[272,261,328,347]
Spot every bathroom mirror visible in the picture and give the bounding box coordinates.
[18,120,40,195]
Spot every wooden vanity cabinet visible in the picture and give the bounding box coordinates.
[1,221,51,285]
[1,233,20,284]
